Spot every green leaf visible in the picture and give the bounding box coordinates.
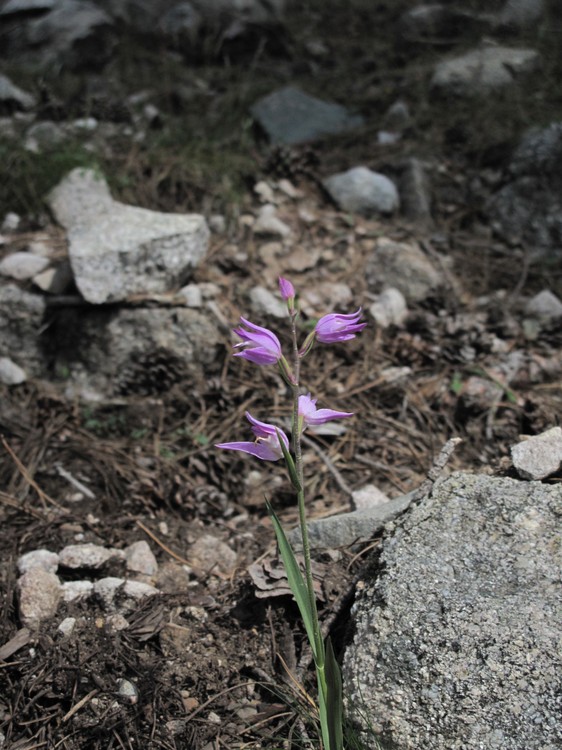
[266,500,318,662]
[325,637,344,750]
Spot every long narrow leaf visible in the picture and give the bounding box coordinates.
[266,500,318,662]
[325,636,344,750]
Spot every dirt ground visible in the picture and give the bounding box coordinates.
[1,2,562,749]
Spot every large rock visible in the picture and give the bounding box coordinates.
[344,472,562,750]
[430,45,540,98]
[487,122,562,257]
[50,305,221,395]
[47,169,210,304]
[251,86,364,146]
[365,238,443,303]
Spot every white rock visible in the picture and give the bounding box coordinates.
[47,168,210,304]
[0,357,27,385]
[369,288,408,328]
[323,166,399,216]
[253,204,291,237]
[61,580,94,602]
[254,180,275,203]
[124,541,158,577]
[0,252,50,280]
[59,543,124,569]
[208,214,226,234]
[352,484,391,510]
[249,286,287,318]
[17,549,59,575]
[57,617,77,636]
[525,290,562,320]
[511,427,562,480]
[17,568,62,629]
[104,614,130,632]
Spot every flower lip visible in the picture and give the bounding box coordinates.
[233,317,283,365]
[314,308,366,344]
[215,412,289,462]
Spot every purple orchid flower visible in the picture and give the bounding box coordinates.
[215,412,290,462]
[314,308,366,344]
[298,393,353,432]
[233,317,283,365]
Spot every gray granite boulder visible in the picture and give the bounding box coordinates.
[251,86,363,146]
[344,472,562,750]
[48,168,209,304]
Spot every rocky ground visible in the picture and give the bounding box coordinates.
[0,1,561,749]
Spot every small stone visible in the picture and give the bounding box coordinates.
[17,568,62,630]
[17,549,59,575]
[253,204,291,237]
[57,617,76,636]
[61,580,94,602]
[511,427,562,480]
[323,166,399,216]
[93,577,125,609]
[122,580,159,602]
[369,288,408,328]
[525,290,562,320]
[366,238,443,303]
[254,180,275,203]
[59,543,124,569]
[352,484,391,511]
[116,678,139,704]
[0,252,50,280]
[208,214,226,234]
[24,121,66,152]
[124,541,158,577]
[177,283,203,307]
[190,534,238,576]
[1,212,20,231]
[0,357,27,385]
[249,286,287,318]
[155,562,191,593]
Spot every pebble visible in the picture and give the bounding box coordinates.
[17,549,60,575]
[190,534,238,576]
[323,166,399,216]
[93,577,126,609]
[249,285,287,318]
[176,283,203,307]
[124,540,158,577]
[0,357,27,385]
[57,617,77,636]
[369,288,408,328]
[17,568,62,630]
[253,204,291,238]
[59,543,124,569]
[525,290,562,320]
[0,252,50,280]
[32,263,73,294]
[116,678,139,704]
[105,614,130,633]
[1,211,20,231]
[61,580,94,602]
[511,427,562,480]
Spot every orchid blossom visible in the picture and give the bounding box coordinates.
[297,393,353,433]
[215,412,289,462]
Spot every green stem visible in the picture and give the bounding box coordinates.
[290,314,325,670]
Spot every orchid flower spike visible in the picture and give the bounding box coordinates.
[233,317,283,365]
[215,412,290,462]
[314,308,366,344]
[297,393,353,433]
